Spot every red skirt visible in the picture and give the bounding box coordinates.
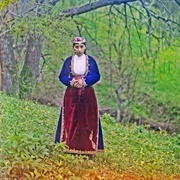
[59,86,100,154]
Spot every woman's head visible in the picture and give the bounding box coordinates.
[72,37,86,56]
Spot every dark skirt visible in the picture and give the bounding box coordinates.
[55,86,104,154]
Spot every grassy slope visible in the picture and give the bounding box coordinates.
[0,92,179,179]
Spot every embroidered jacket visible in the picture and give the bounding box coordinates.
[59,55,100,87]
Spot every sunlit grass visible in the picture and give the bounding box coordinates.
[0,92,179,179]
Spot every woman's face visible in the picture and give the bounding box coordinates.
[73,43,86,56]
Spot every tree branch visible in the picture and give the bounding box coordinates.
[63,0,137,17]
[140,0,180,27]
[174,0,180,6]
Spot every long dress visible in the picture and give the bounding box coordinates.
[55,55,104,154]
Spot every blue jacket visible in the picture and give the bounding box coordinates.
[59,55,100,87]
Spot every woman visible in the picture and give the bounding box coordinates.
[55,37,104,156]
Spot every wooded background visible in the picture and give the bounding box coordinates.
[0,0,179,132]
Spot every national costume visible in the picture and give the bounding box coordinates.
[55,54,104,155]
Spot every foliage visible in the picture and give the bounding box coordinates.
[1,0,179,124]
[0,92,179,179]
[78,5,179,125]
[0,0,17,10]
[0,6,179,179]
[9,1,78,100]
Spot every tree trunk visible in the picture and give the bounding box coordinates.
[0,3,20,97]
[19,36,42,99]
[0,34,19,96]
[116,79,123,123]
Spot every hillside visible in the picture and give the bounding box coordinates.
[0,92,179,179]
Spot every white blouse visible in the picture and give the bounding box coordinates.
[73,54,86,75]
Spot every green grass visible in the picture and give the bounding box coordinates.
[0,92,179,179]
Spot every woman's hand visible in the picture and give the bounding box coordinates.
[74,80,83,88]
[71,77,87,88]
